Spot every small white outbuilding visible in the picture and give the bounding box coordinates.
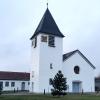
[0,71,30,92]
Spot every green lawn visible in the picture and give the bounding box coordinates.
[0,94,100,100]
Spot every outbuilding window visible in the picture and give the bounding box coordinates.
[0,82,3,88]
[5,82,9,87]
[28,82,30,85]
[11,82,15,87]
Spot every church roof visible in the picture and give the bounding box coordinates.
[63,50,95,69]
[63,50,77,61]
[30,8,64,40]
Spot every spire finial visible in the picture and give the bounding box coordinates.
[47,0,48,8]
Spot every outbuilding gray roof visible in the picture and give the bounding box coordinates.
[30,8,64,40]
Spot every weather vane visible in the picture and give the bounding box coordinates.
[47,0,48,8]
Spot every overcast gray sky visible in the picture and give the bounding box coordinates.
[0,0,100,76]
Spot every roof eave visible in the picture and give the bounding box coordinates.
[31,31,65,40]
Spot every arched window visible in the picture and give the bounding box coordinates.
[74,66,80,74]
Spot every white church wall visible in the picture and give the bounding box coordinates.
[30,34,41,92]
[62,52,95,93]
[39,34,63,93]
[30,33,63,93]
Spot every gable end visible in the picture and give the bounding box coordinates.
[63,50,96,69]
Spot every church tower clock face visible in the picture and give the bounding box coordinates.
[74,66,80,74]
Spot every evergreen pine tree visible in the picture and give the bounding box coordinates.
[50,70,67,96]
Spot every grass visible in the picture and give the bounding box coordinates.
[0,94,100,100]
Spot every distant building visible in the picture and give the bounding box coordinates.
[95,77,100,91]
[0,71,30,91]
[30,7,95,93]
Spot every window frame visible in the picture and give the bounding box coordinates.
[48,35,55,47]
[5,82,9,87]
[32,37,37,48]
[11,82,15,87]
[50,63,53,69]
[32,71,34,78]
[74,66,80,74]
[49,78,53,85]
[41,35,47,42]
[28,82,30,85]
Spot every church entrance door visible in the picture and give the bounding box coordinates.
[72,81,81,93]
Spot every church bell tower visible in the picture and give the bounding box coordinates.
[30,7,64,93]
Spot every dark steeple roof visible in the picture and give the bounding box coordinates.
[30,8,64,40]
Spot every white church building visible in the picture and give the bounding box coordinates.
[29,8,95,93]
